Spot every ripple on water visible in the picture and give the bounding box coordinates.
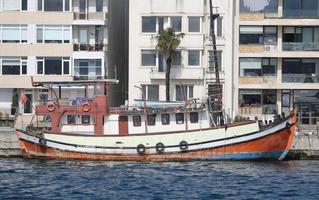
[0,159,319,200]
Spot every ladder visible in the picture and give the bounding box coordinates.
[207,0,223,126]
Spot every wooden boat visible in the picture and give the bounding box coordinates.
[16,1,296,161]
[16,80,296,161]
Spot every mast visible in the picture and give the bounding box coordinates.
[207,0,223,126]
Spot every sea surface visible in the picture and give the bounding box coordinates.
[0,159,318,200]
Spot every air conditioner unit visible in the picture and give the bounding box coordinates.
[264,44,276,52]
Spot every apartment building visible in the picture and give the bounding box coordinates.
[0,0,108,121]
[128,0,234,115]
[235,0,319,125]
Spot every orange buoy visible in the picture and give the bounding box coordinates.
[82,102,91,112]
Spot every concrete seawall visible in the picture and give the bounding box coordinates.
[0,127,21,157]
[1,128,319,159]
[286,134,319,160]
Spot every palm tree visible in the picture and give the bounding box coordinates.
[156,28,184,101]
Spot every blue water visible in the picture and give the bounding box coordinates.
[0,159,318,200]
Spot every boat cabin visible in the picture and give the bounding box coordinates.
[31,80,211,135]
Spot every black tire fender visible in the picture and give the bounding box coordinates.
[179,141,188,151]
[155,142,165,154]
[137,144,146,155]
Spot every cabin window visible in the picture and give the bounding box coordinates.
[176,113,184,124]
[133,115,141,127]
[190,112,199,123]
[147,114,156,126]
[161,114,170,125]
[82,115,90,124]
[67,115,76,124]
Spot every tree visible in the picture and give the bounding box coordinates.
[156,28,184,101]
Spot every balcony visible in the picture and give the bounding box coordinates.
[239,44,277,53]
[73,12,107,20]
[73,43,106,51]
[239,76,277,85]
[238,105,277,115]
[282,74,319,83]
[150,68,203,80]
[283,10,319,19]
[283,42,319,51]
[73,75,103,80]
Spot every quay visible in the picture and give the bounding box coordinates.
[0,127,21,157]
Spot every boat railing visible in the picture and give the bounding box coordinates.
[35,97,93,107]
[110,102,207,115]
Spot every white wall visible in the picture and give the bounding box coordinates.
[128,0,234,116]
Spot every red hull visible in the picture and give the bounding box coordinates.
[18,124,295,161]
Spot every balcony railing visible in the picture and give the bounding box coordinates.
[239,104,277,115]
[283,42,319,51]
[283,10,319,18]
[73,12,107,20]
[73,43,106,51]
[282,74,319,83]
[73,75,103,81]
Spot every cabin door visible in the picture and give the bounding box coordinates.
[119,116,128,135]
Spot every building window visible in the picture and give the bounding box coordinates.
[1,25,27,43]
[171,17,182,32]
[190,112,199,123]
[67,115,76,124]
[172,51,182,67]
[282,58,319,83]
[208,50,222,72]
[141,50,156,66]
[37,25,70,43]
[240,58,277,77]
[147,114,156,126]
[264,27,277,44]
[133,115,141,127]
[36,57,70,75]
[239,90,262,107]
[283,26,319,51]
[240,26,277,44]
[240,0,278,13]
[2,0,20,11]
[96,0,103,12]
[161,114,170,125]
[188,17,200,33]
[142,16,182,33]
[142,85,159,101]
[82,115,90,124]
[283,0,319,18]
[21,0,28,10]
[282,90,291,108]
[37,0,70,11]
[188,50,200,66]
[216,17,223,37]
[1,57,27,75]
[142,16,156,33]
[175,113,184,124]
[176,85,193,101]
[74,59,102,80]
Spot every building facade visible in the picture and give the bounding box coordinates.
[128,0,234,116]
[0,0,108,125]
[235,0,319,124]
